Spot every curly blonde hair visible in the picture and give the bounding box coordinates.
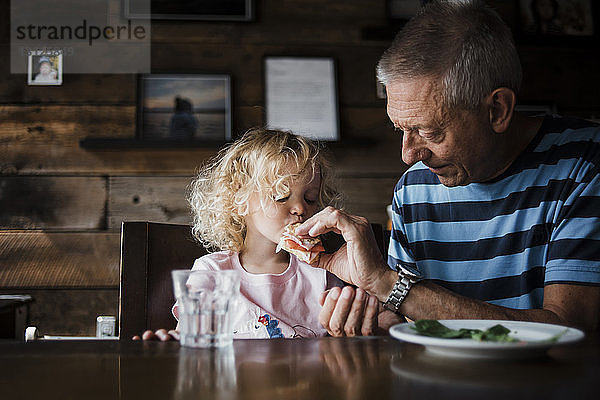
[188,127,342,252]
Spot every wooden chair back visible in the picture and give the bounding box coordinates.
[118,221,208,339]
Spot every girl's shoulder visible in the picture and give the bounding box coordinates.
[192,250,237,272]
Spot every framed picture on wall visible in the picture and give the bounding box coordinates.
[125,0,253,21]
[264,56,340,141]
[27,49,63,86]
[516,0,597,44]
[137,74,232,142]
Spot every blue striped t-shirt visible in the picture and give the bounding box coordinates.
[388,115,600,309]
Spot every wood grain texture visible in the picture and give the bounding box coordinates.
[0,72,136,104]
[0,104,258,175]
[0,177,107,229]
[0,105,135,141]
[0,231,119,287]
[0,106,405,175]
[108,176,193,230]
[0,143,220,175]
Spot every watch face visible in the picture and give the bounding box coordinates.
[397,262,422,279]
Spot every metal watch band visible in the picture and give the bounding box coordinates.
[383,274,414,314]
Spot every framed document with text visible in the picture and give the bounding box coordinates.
[265,56,340,141]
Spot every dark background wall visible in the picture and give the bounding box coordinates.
[1,0,599,336]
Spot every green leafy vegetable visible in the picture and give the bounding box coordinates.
[411,320,519,343]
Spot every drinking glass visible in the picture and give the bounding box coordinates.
[171,269,240,348]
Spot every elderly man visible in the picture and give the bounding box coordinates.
[301,0,600,335]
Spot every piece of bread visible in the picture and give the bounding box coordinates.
[276,223,325,264]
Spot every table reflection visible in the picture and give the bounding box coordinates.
[175,346,237,400]
[390,341,598,400]
[319,338,399,400]
[1,335,598,400]
[170,338,400,400]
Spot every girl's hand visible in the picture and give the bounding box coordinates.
[132,329,180,341]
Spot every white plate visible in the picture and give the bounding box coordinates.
[389,320,584,359]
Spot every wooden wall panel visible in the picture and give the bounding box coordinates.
[0,177,106,229]
[0,105,259,175]
[0,231,119,288]
[0,105,135,141]
[0,103,275,159]
[0,71,136,104]
[108,176,193,230]
[0,106,401,175]
[1,144,220,175]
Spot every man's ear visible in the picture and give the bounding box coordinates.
[487,88,516,133]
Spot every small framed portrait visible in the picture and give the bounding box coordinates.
[27,50,63,86]
[137,74,232,142]
[517,0,597,44]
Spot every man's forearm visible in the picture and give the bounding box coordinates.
[400,281,564,324]
[373,277,586,329]
[368,267,598,331]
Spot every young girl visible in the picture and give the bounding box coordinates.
[145,128,346,340]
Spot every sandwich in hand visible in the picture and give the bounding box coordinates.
[276,223,325,264]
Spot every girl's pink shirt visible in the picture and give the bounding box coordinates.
[172,251,344,338]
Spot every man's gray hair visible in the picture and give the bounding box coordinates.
[376,0,522,110]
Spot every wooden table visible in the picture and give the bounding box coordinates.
[1,334,598,400]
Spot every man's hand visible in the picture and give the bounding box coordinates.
[319,286,379,336]
[132,329,180,341]
[296,207,393,299]
[319,286,406,336]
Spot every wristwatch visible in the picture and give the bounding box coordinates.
[383,263,423,314]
